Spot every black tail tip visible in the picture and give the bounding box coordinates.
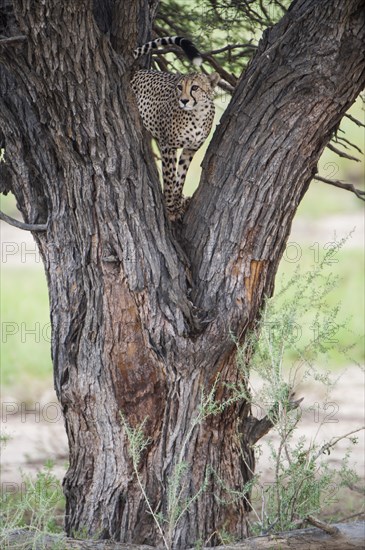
[176,37,203,66]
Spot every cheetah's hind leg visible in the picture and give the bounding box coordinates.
[161,147,178,218]
[174,148,196,213]
[174,196,192,221]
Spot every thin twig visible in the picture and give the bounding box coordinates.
[327,143,360,162]
[313,426,365,461]
[338,511,365,523]
[272,0,288,13]
[333,135,363,154]
[0,210,47,232]
[345,113,365,128]
[314,176,365,201]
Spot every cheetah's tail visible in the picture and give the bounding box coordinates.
[133,36,203,66]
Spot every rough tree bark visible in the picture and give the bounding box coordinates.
[0,0,364,548]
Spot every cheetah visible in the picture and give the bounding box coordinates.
[131,37,220,221]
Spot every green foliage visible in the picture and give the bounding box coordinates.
[249,427,362,534]
[237,233,364,376]
[120,381,244,549]
[119,414,151,467]
[121,248,364,543]
[235,247,364,534]
[0,463,66,549]
[274,246,364,367]
[156,0,290,75]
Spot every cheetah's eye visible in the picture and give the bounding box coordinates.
[177,84,183,91]
[191,85,199,91]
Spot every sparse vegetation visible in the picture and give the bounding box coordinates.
[119,250,364,546]
[0,462,65,549]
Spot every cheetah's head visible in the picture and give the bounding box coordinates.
[176,73,220,111]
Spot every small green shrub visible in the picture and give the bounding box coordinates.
[0,462,65,549]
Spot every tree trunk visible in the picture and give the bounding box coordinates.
[1,0,364,548]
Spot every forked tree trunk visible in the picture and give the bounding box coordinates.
[1,0,364,548]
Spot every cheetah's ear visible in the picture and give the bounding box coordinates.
[208,72,220,89]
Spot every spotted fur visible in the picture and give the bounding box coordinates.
[131,37,219,220]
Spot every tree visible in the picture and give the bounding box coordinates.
[0,0,364,548]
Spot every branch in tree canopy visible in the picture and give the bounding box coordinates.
[0,210,47,232]
[216,79,235,94]
[0,35,26,46]
[201,54,238,87]
[152,55,170,73]
[205,43,257,56]
[314,176,365,201]
[327,143,360,162]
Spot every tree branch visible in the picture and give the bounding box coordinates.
[345,113,365,127]
[201,54,238,87]
[0,210,48,231]
[314,176,365,201]
[334,133,363,154]
[246,395,304,446]
[306,516,340,536]
[6,522,365,549]
[182,0,365,350]
[327,143,360,162]
[204,43,257,56]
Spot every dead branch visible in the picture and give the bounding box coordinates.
[345,113,365,127]
[314,176,365,201]
[334,134,363,154]
[327,143,360,162]
[306,515,340,535]
[6,521,365,549]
